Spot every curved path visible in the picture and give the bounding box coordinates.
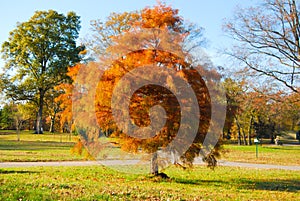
[1,159,299,171]
[217,160,300,171]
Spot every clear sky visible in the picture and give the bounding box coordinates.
[0,0,258,69]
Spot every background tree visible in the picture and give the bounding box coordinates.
[1,10,84,134]
[86,11,140,57]
[223,78,244,140]
[0,102,31,140]
[55,64,82,133]
[44,90,62,133]
[0,103,15,130]
[276,92,300,130]
[224,79,300,145]
[12,103,32,141]
[224,0,300,93]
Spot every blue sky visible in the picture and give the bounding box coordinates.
[0,0,258,69]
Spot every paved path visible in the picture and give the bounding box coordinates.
[1,159,299,171]
[217,160,300,171]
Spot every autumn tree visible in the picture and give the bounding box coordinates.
[224,0,300,93]
[223,78,256,145]
[224,78,300,144]
[1,10,84,134]
[223,78,244,140]
[280,93,300,130]
[73,3,225,175]
[55,64,83,133]
[44,91,61,133]
[260,91,300,133]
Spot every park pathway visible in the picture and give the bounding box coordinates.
[1,159,299,171]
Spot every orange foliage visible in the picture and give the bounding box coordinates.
[94,3,215,164]
[58,3,222,168]
[140,2,182,30]
[55,63,81,132]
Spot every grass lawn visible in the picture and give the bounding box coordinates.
[0,130,86,162]
[1,130,300,200]
[1,130,300,166]
[221,144,300,166]
[0,165,299,201]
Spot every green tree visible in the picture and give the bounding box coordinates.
[11,103,32,141]
[0,102,32,141]
[86,11,140,56]
[0,103,14,129]
[1,10,84,133]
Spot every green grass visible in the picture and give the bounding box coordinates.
[0,165,299,200]
[1,130,300,200]
[221,144,300,166]
[0,130,86,162]
[1,130,300,166]
[0,130,74,141]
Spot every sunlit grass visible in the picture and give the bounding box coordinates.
[0,130,75,142]
[1,130,300,166]
[0,165,299,200]
[221,144,300,166]
[1,130,300,200]
[0,130,85,162]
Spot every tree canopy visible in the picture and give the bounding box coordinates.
[1,10,84,133]
[69,3,226,175]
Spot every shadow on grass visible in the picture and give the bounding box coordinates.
[173,178,229,186]
[0,140,74,151]
[263,146,300,150]
[238,178,300,192]
[0,132,15,135]
[0,169,40,174]
[254,179,300,192]
[173,177,299,192]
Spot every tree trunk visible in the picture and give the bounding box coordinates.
[248,116,253,145]
[16,123,20,141]
[242,129,247,145]
[49,115,55,133]
[291,119,296,130]
[237,129,241,145]
[235,117,242,145]
[150,152,159,175]
[49,106,59,133]
[35,90,44,134]
[227,127,231,139]
[270,122,275,144]
[16,120,23,141]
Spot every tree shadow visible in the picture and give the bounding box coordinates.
[173,178,229,186]
[0,132,14,135]
[0,140,73,151]
[238,178,300,192]
[0,169,39,174]
[255,179,300,192]
[171,177,299,192]
[264,146,300,150]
